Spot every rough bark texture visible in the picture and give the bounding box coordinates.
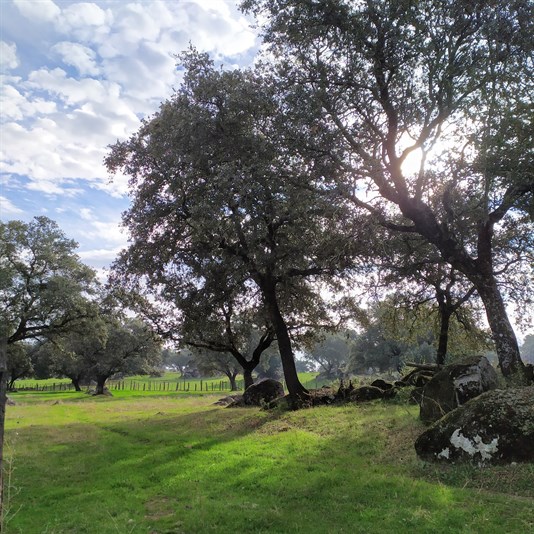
[243,368,254,390]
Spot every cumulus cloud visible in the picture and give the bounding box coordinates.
[0,41,19,71]
[13,0,60,22]
[0,195,24,215]
[1,0,259,249]
[51,41,100,76]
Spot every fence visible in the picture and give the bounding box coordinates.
[13,378,241,393]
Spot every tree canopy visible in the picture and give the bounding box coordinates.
[107,50,362,403]
[242,0,534,380]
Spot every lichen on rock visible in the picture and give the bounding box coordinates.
[415,386,534,464]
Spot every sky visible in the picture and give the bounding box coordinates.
[0,0,259,275]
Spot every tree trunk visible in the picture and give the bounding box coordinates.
[71,377,82,392]
[474,275,526,380]
[227,373,238,391]
[400,197,526,380]
[95,376,107,395]
[262,280,308,405]
[243,368,254,390]
[436,306,451,367]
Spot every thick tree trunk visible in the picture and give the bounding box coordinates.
[262,281,308,405]
[243,368,254,390]
[95,376,107,395]
[474,275,525,380]
[71,377,82,392]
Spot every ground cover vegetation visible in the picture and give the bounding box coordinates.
[4,393,534,533]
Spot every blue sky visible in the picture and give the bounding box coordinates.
[0,0,259,274]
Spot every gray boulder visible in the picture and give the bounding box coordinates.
[415,386,534,464]
[420,356,498,423]
[243,378,284,406]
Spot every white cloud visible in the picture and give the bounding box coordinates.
[0,42,19,71]
[13,0,60,22]
[51,41,100,76]
[1,82,57,121]
[0,195,24,216]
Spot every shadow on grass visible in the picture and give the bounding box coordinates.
[6,402,534,534]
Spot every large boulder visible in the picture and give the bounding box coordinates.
[420,356,498,423]
[243,378,284,406]
[415,387,534,464]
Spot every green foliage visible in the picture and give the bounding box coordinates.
[0,217,97,344]
[5,394,534,533]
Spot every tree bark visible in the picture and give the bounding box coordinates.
[473,275,525,380]
[71,377,82,392]
[226,373,238,391]
[399,196,526,380]
[95,376,107,395]
[243,368,254,390]
[261,279,308,405]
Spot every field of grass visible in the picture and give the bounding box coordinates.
[4,389,533,533]
[13,372,335,395]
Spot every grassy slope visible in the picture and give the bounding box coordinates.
[4,392,534,534]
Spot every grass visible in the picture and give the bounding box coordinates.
[4,390,534,533]
[13,371,336,396]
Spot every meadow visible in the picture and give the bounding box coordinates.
[4,384,534,533]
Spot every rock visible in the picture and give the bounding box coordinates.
[397,369,435,388]
[214,395,243,406]
[420,356,498,423]
[415,386,534,464]
[350,385,395,402]
[370,379,394,391]
[243,378,284,406]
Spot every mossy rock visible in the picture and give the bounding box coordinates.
[415,386,534,464]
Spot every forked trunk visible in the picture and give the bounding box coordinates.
[227,373,238,391]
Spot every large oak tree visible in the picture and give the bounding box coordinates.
[107,51,360,404]
[243,0,534,380]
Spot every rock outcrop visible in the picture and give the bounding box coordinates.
[415,386,534,464]
[243,378,284,406]
[419,356,498,423]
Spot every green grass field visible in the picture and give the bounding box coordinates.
[4,389,533,533]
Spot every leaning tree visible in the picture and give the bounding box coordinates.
[243,0,534,380]
[106,50,361,404]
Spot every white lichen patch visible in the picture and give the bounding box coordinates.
[449,428,499,460]
[437,447,450,459]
